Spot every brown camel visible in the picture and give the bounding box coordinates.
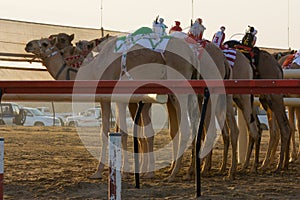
[225,40,292,172]
[277,54,300,163]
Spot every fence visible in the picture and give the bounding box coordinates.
[0,79,300,199]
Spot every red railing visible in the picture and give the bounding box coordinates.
[0,80,300,95]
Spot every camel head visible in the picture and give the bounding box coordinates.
[60,46,82,58]
[49,33,74,50]
[25,38,58,59]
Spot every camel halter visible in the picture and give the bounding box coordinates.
[37,40,59,59]
[37,41,77,80]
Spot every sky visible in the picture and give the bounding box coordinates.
[1,0,299,49]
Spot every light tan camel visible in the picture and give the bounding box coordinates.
[169,31,260,180]
[26,29,244,181]
[201,48,261,178]
[25,34,227,181]
[277,54,300,163]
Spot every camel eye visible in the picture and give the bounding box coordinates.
[42,42,49,48]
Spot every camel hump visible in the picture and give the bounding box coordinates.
[131,27,153,36]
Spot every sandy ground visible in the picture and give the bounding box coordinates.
[0,126,299,199]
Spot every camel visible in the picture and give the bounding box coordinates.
[49,33,74,50]
[26,28,248,181]
[38,30,260,181]
[169,32,260,180]
[277,54,300,163]
[26,31,233,182]
[202,47,261,177]
[225,40,292,173]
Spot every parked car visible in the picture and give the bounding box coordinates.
[22,107,61,126]
[65,106,132,128]
[0,102,26,125]
[36,106,72,126]
[65,107,102,127]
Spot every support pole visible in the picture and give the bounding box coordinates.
[133,101,144,189]
[196,88,210,197]
[108,133,122,200]
[0,138,4,200]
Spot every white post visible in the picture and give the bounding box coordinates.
[237,109,248,163]
[108,133,122,200]
[0,138,4,200]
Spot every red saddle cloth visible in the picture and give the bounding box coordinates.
[282,54,295,69]
[234,45,254,57]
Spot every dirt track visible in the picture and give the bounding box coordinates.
[1,126,300,199]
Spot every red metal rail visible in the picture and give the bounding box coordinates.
[0,80,300,95]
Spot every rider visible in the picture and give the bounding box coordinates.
[152,16,168,36]
[212,26,226,49]
[169,21,183,33]
[240,26,258,76]
[188,18,206,43]
[241,26,257,48]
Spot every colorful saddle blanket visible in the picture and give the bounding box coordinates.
[114,27,171,53]
[222,48,237,67]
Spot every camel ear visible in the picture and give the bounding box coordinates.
[87,42,94,50]
[50,37,56,46]
[69,34,75,41]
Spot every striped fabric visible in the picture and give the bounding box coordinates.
[223,48,237,67]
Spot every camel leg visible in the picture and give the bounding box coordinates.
[226,94,239,180]
[139,103,155,179]
[288,107,297,162]
[166,97,179,174]
[184,94,200,180]
[270,95,291,172]
[260,109,278,171]
[90,101,111,179]
[115,102,132,179]
[168,94,191,182]
[295,108,300,162]
[219,125,229,174]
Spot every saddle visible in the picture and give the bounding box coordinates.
[225,41,260,78]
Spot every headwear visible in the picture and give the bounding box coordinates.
[196,18,202,24]
[248,26,255,33]
[159,18,164,23]
[175,21,180,26]
[220,26,225,31]
[252,29,257,35]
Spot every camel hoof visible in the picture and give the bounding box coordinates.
[166,175,176,182]
[122,172,131,179]
[141,172,155,179]
[89,171,103,179]
[182,173,193,181]
[258,165,268,173]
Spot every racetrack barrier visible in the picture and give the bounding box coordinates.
[108,133,122,200]
[0,138,4,200]
[1,79,300,198]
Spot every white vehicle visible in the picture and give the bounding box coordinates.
[36,106,72,126]
[65,107,102,127]
[0,102,26,125]
[22,107,61,126]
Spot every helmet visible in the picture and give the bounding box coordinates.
[248,26,255,33]
[220,26,225,31]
